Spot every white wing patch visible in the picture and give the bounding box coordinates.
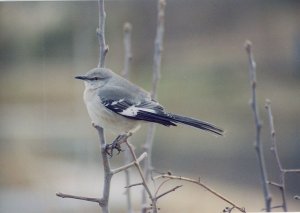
[111,98,125,106]
[120,105,156,117]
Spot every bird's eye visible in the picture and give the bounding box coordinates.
[93,77,100,80]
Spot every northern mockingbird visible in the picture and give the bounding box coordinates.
[75,67,223,154]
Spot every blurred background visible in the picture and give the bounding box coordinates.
[1,0,300,212]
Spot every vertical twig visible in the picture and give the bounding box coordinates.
[94,126,112,213]
[244,40,272,212]
[97,0,108,68]
[96,1,110,212]
[265,100,300,211]
[122,21,134,213]
[142,0,166,212]
[57,1,111,212]
[56,129,147,212]
[151,0,166,100]
[126,142,158,213]
[265,100,287,211]
[122,22,132,79]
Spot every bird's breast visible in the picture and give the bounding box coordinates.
[83,88,140,134]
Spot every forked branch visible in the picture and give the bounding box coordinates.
[154,174,245,212]
[244,40,272,211]
[265,100,300,211]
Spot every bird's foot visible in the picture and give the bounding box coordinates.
[105,134,131,157]
[105,141,123,157]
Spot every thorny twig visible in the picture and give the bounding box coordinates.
[154,174,246,213]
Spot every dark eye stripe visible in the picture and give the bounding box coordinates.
[89,77,101,81]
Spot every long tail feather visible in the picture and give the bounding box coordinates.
[132,109,223,136]
[169,113,224,136]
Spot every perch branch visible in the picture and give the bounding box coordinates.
[142,0,166,212]
[58,1,111,212]
[94,125,113,213]
[56,126,146,211]
[154,174,246,212]
[94,2,110,211]
[244,40,272,212]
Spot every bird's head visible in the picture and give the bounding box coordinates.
[75,67,112,90]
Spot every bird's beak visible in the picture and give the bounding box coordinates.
[75,75,88,81]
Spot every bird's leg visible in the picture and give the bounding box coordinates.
[105,133,132,157]
[105,135,124,156]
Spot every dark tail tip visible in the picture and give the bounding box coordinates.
[170,114,224,136]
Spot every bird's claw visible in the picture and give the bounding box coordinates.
[105,135,127,157]
[105,141,123,157]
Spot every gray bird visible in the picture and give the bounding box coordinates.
[75,68,223,154]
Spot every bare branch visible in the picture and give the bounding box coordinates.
[156,185,182,200]
[151,0,166,99]
[265,100,300,211]
[155,174,246,213]
[95,1,111,211]
[112,152,147,175]
[265,100,284,171]
[265,100,287,211]
[94,125,113,213]
[142,1,166,211]
[244,40,272,212]
[283,169,300,173]
[97,0,108,68]
[267,181,283,189]
[155,179,173,197]
[56,192,104,206]
[125,142,157,212]
[58,1,111,212]
[121,24,133,212]
[122,22,132,79]
[125,182,144,189]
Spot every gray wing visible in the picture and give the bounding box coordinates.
[98,86,177,127]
